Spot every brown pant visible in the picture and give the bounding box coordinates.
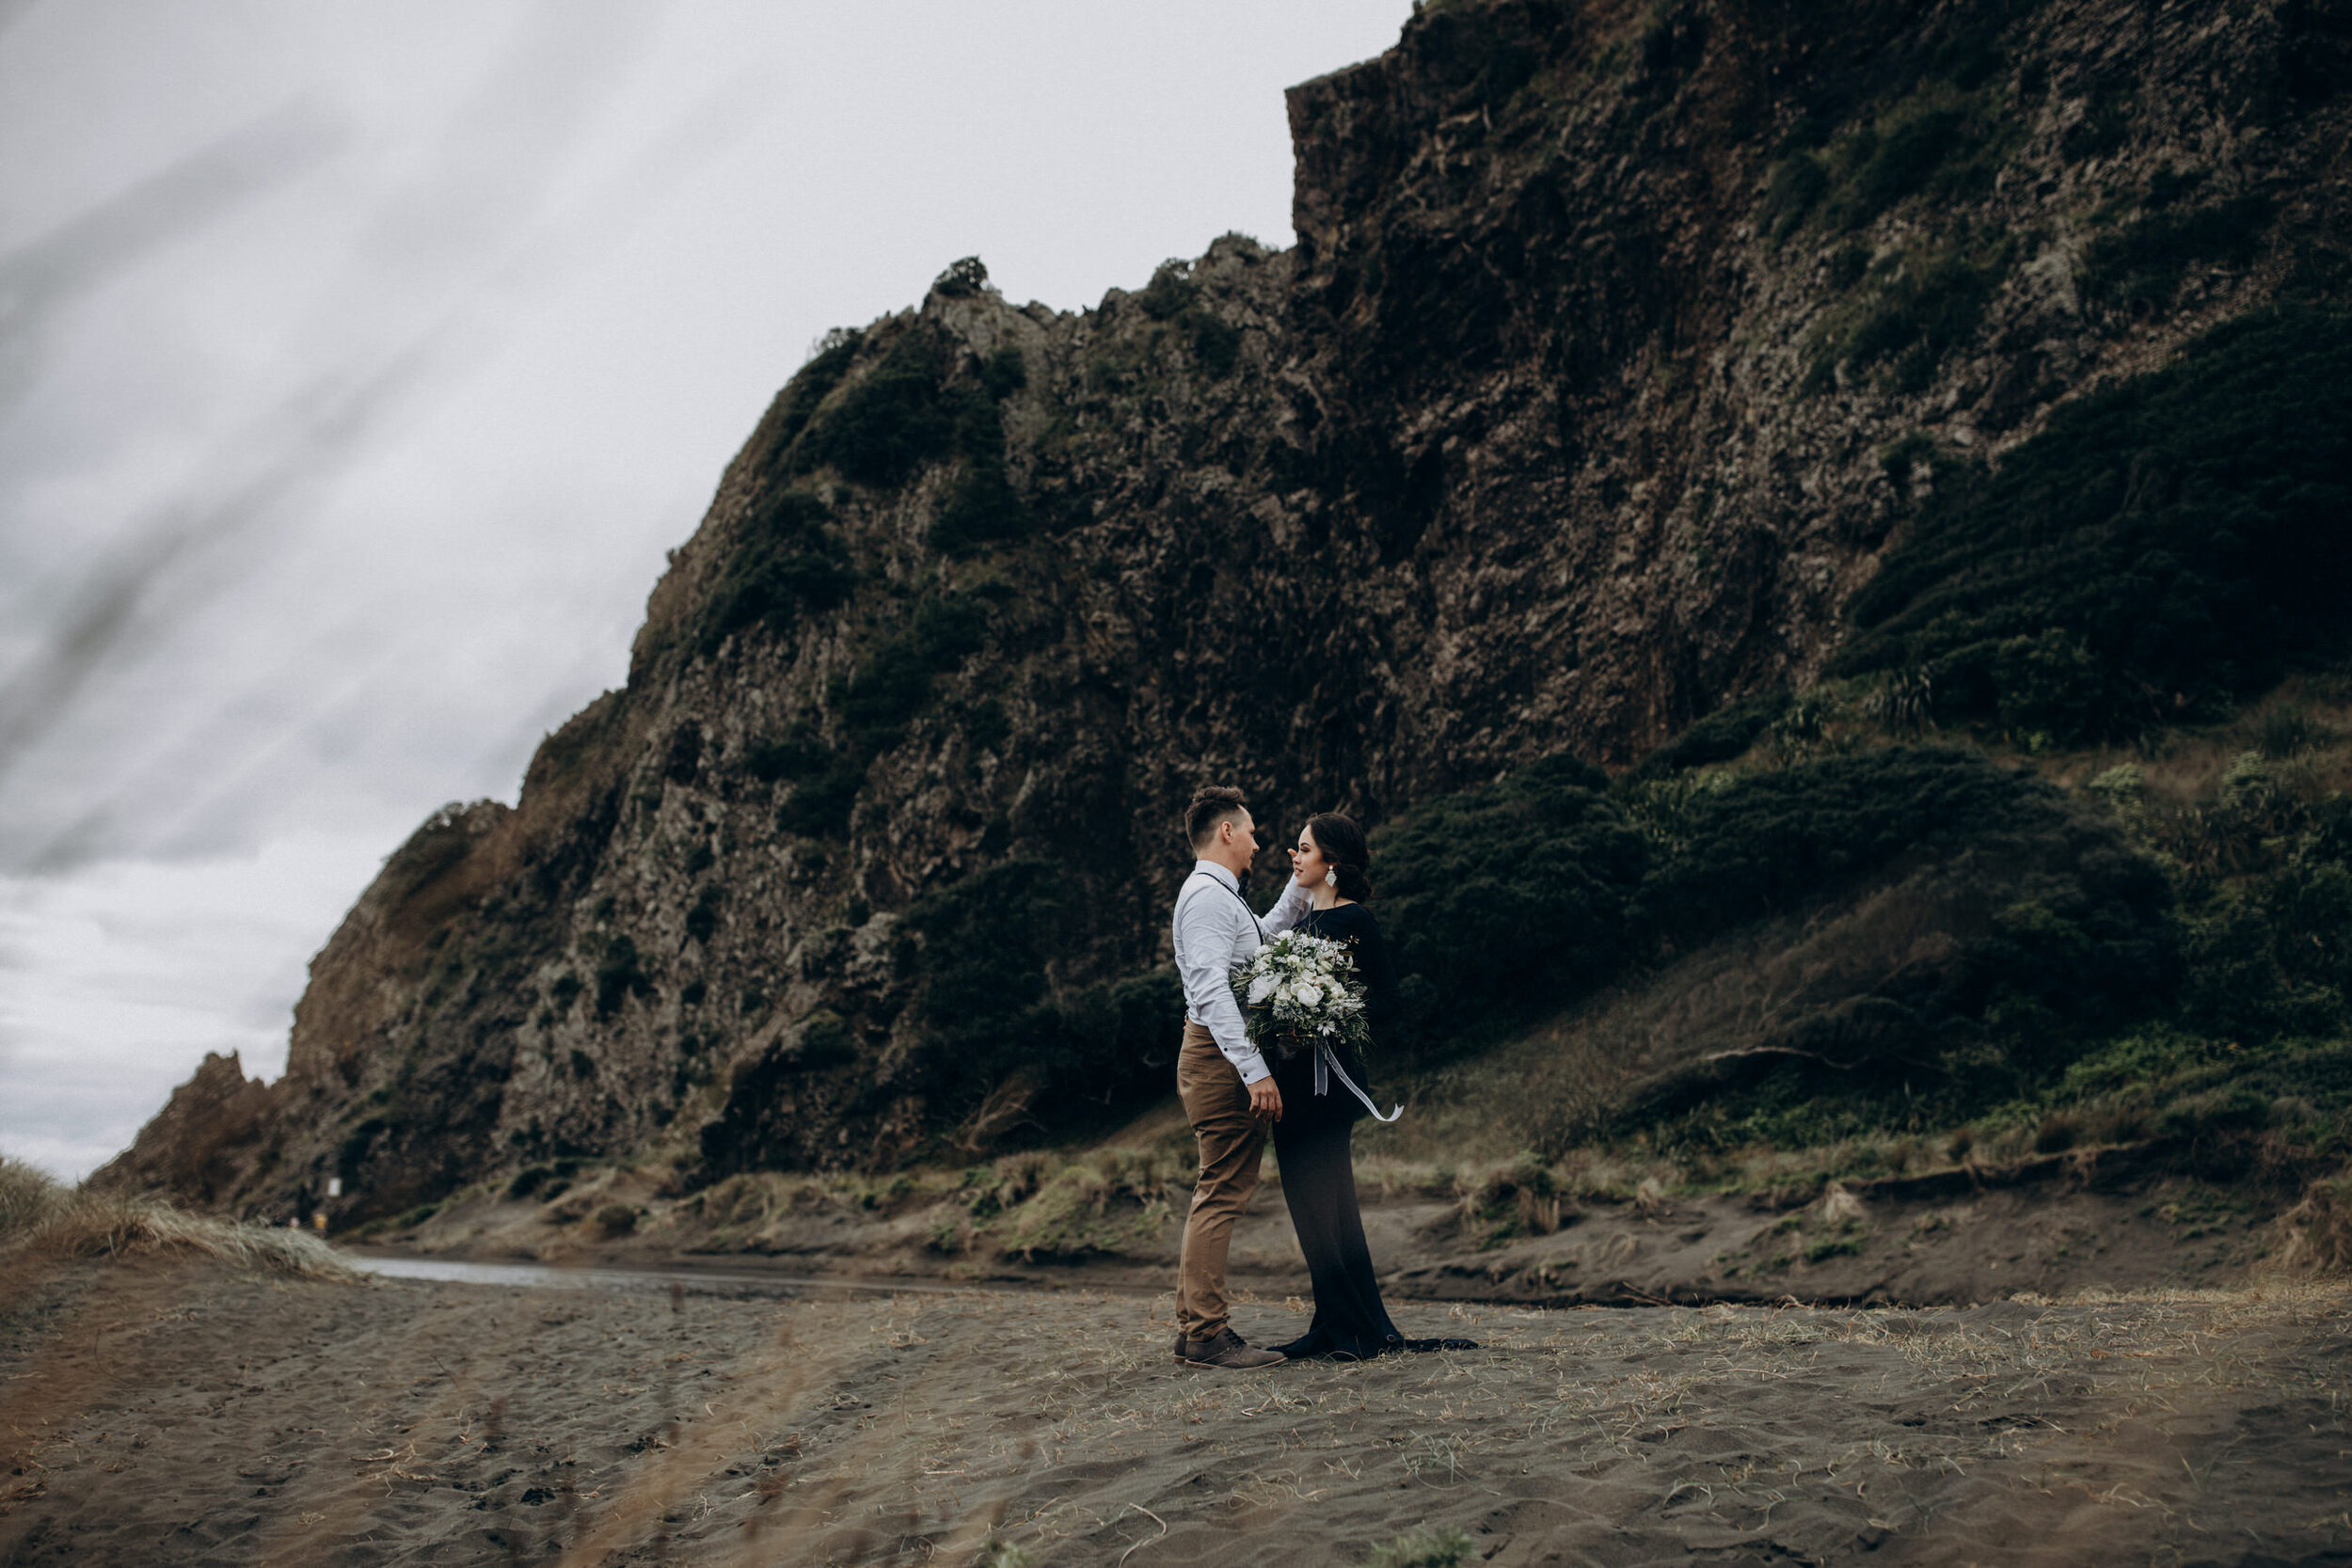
[1174,1022,1266,1341]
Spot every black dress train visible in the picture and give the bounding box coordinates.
[1268,902,1472,1361]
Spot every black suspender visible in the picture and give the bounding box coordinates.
[1185,870,1263,941]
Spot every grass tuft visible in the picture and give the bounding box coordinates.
[1371,1526,1476,1568]
[1,1157,362,1283]
[2275,1177,2352,1276]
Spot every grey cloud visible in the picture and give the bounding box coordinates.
[0,1,761,875]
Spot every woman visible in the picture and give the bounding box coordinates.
[1268,812,1473,1361]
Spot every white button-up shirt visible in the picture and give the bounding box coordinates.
[1171,860,1311,1085]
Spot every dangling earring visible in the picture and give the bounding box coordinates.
[1325,870,1337,888]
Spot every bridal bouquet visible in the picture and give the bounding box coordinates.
[1229,933,1372,1058]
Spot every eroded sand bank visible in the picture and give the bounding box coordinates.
[3,1259,2347,1566]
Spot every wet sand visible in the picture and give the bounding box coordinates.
[3,1258,2348,1566]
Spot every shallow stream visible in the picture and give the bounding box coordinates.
[343,1249,1138,1299]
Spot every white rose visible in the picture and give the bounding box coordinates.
[1248,973,1278,1005]
[1295,982,1323,1009]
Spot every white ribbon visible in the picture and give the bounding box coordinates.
[1314,1038,1401,1123]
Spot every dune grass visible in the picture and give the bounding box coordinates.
[0,1155,362,1283]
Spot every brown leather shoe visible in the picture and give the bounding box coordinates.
[1178,1328,1284,1369]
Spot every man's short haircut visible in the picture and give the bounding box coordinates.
[1185,785,1248,850]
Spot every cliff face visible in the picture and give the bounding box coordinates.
[103,0,2352,1220]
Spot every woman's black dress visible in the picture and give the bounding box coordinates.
[1269,903,1467,1360]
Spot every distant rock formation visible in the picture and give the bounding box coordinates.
[102,0,2352,1221]
[95,1051,276,1209]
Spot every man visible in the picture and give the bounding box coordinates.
[1168,784,1309,1369]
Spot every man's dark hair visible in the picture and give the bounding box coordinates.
[1185,785,1248,849]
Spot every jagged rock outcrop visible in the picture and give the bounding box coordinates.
[93,1051,277,1208]
[103,0,2352,1221]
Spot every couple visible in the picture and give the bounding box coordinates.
[1168,785,1472,1369]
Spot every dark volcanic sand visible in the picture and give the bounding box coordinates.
[2,1259,2347,1566]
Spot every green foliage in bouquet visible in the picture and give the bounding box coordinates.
[1228,932,1372,1057]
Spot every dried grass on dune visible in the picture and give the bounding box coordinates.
[0,1154,361,1283]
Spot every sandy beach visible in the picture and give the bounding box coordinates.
[4,1256,2348,1567]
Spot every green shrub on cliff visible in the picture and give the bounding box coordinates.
[775,760,864,838]
[1761,78,2018,243]
[1824,82,2015,228]
[763,595,993,840]
[834,594,988,745]
[745,329,860,476]
[1628,747,2092,944]
[930,256,992,298]
[2081,191,2273,311]
[979,345,1027,398]
[1376,753,1646,1038]
[837,640,934,739]
[1373,739,2178,1144]
[767,322,1035,558]
[1760,152,1831,244]
[933,355,1033,555]
[891,861,1183,1130]
[699,488,853,654]
[901,860,1062,1032]
[798,330,958,487]
[1185,311,1243,377]
[1625,689,1788,781]
[593,935,652,1017]
[1136,259,1196,321]
[744,723,828,782]
[795,1009,859,1069]
[1835,307,2352,744]
[785,321,1032,550]
[1807,243,2011,393]
[932,467,1033,556]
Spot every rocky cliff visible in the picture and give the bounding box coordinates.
[103,0,2352,1222]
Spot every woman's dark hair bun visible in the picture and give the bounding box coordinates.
[1305,811,1375,902]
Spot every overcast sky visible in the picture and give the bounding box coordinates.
[0,0,1414,1181]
